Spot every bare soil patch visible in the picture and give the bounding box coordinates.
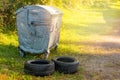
[81,20,120,80]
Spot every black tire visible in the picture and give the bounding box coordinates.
[52,56,79,74]
[24,59,55,76]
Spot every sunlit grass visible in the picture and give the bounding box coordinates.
[0,33,18,46]
[0,2,120,80]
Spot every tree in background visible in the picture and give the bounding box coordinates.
[0,0,119,32]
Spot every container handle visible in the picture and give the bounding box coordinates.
[26,9,36,35]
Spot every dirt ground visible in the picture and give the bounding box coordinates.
[81,20,120,80]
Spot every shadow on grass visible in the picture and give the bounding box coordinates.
[60,39,120,80]
[60,38,120,79]
[0,44,18,58]
[0,43,86,79]
[0,44,25,74]
[0,39,120,79]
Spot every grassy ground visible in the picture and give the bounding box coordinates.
[0,2,120,80]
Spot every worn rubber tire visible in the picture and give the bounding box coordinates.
[52,56,79,74]
[24,59,55,76]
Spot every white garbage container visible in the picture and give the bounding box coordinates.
[16,5,62,58]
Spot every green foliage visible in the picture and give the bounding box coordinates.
[0,0,50,32]
[0,1,120,79]
[0,0,120,32]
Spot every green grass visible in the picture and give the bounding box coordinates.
[0,2,120,80]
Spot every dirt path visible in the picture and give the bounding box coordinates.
[84,49,120,80]
[82,20,120,80]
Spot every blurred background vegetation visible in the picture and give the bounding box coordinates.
[0,1,120,79]
[0,0,120,32]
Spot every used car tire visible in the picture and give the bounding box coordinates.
[52,56,79,74]
[24,59,55,76]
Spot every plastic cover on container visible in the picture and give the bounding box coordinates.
[16,5,62,58]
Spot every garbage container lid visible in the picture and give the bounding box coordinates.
[16,5,63,15]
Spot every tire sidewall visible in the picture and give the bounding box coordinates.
[24,59,55,76]
[52,56,79,73]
